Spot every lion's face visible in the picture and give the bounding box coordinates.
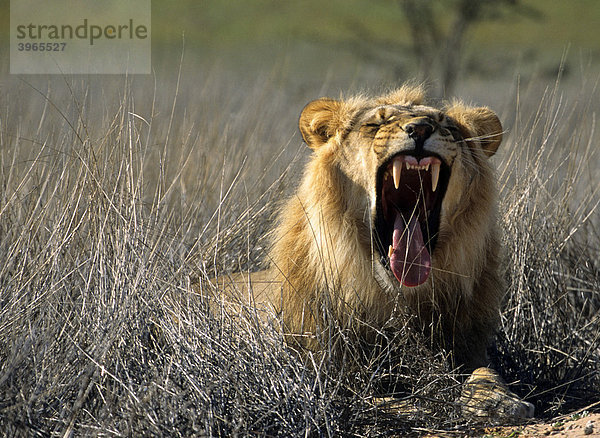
[298,90,502,291]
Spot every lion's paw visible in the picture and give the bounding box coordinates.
[460,367,534,424]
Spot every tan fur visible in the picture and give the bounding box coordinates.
[213,86,534,421]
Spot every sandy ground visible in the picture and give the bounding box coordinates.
[420,404,600,437]
[482,410,600,438]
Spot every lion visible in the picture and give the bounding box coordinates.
[211,85,534,422]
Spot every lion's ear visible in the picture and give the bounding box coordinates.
[299,98,343,149]
[446,105,503,157]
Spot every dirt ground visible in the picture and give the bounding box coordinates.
[482,410,600,438]
[421,404,600,437]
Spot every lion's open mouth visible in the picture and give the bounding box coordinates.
[375,154,450,287]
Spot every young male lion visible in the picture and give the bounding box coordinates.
[214,86,534,422]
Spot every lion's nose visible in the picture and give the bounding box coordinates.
[404,120,434,143]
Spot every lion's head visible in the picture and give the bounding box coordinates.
[268,86,504,364]
[296,86,502,290]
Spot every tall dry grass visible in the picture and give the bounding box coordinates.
[0,67,598,436]
[494,76,600,415]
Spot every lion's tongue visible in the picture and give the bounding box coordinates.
[389,213,431,287]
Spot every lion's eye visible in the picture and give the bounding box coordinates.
[444,126,463,139]
[362,122,384,131]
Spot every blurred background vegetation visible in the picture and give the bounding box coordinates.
[2,0,600,96]
[148,0,600,92]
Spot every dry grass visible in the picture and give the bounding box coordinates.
[493,76,600,417]
[0,66,598,436]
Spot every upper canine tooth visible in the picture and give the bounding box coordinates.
[431,162,440,192]
[393,159,402,189]
[388,244,394,258]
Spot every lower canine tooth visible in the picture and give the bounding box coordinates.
[431,162,440,192]
[388,245,394,258]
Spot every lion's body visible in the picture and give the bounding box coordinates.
[213,86,535,421]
